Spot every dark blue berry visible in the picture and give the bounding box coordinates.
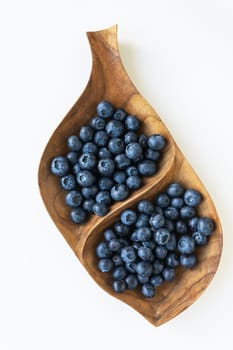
[138,134,148,149]
[113,108,127,121]
[82,142,98,154]
[60,174,76,190]
[166,183,184,197]
[108,138,125,154]
[67,135,82,151]
[79,125,94,142]
[125,262,137,273]
[113,171,127,184]
[50,156,69,176]
[147,134,166,150]
[155,245,168,259]
[79,152,97,170]
[96,191,112,205]
[98,177,114,191]
[138,246,153,261]
[192,231,207,245]
[154,228,170,245]
[81,185,98,199]
[104,229,116,242]
[125,274,138,289]
[166,253,179,268]
[164,219,175,232]
[184,189,202,207]
[136,261,153,277]
[149,213,165,229]
[126,176,142,190]
[72,162,81,174]
[98,147,112,159]
[105,120,125,137]
[120,209,137,226]
[125,115,140,131]
[162,267,175,281]
[150,274,163,287]
[165,233,177,251]
[164,206,179,220]
[144,148,160,161]
[177,235,195,254]
[98,158,115,177]
[126,166,138,177]
[111,184,129,201]
[137,200,154,215]
[82,199,95,213]
[66,151,79,165]
[96,242,112,258]
[180,254,196,268]
[112,254,124,266]
[124,131,138,144]
[90,116,106,130]
[65,190,83,208]
[113,280,126,293]
[137,275,149,284]
[188,217,199,232]
[135,213,150,228]
[171,197,184,209]
[114,222,131,237]
[70,207,87,224]
[180,206,196,220]
[138,160,157,176]
[136,227,152,241]
[125,142,143,160]
[176,220,188,234]
[92,203,109,216]
[156,193,170,208]
[94,130,109,147]
[114,154,131,169]
[198,217,214,236]
[141,284,155,298]
[97,101,114,118]
[98,258,114,272]
[109,239,121,252]
[121,246,137,263]
[112,266,127,280]
[142,240,156,250]
[76,170,96,187]
[153,260,164,274]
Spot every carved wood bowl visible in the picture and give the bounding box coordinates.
[38,25,223,326]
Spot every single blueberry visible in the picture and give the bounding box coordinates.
[137,200,154,215]
[154,228,170,245]
[96,242,112,258]
[93,130,109,147]
[112,266,127,280]
[166,253,180,268]
[120,209,137,226]
[121,246,137,263]
[137,275,149,284]
[98,177,114,191]
[72,162,81,175]
[98,258,114,272]
[112,280,126,293]
[164,219,175,232]
[165,233,177,251]
[96,190,112,205]
[125,262,137,273]
[114,154,131,169]
[138,160,157,176]
[164,207,179,220]
[126,175,142,190]
[138,246,153,261]
[98,147,113,159]
[66,151,79,165]
[92,203,109,216]
[70,207,87,224]
[105,120,125,137]
[79,125,94,142]
[76,170,96,187]
[184,189,202,207]
[192,231,208,245]
[113,108,127,121]
[111,184,130,201]
[112,254,124,266]
[114,222,131,237]
[82,142,98,154]
[130,231,140,242]
[113,171,127,184]
[126,166,139,177]
[135,213,150,228]
[162,267,175,282]
[198,217,215,236]
[90,116,106,130]
[96,101,114,118]
[138,134,148,149]
[108,138,125,155]
[144,148,160,161]
[136,227,152,241]
[67,135,82,152]
[81,185,98,199]
[125,274,138,290]
[82,199,95,213]
[155,245,168,259]
[153,260,164,274]
[65,190,83,208]
[98,158,115,177]
[166,183,184,197]
[176,220,188,234]
[50,156,69,177]
[180,206,196,220]
[177,235,195,254]
[155,193,170,208]
[171,197,184,209]
[124,131,138,144]
[147,134,166,150]
[79,152,97,170]
[188,217,199,232]
[180,254,196,268]
[125,115,140,131]
[149,213,165,229]
[60,174,76,191]
[136,261,153,277]
[104,229,116,242]
[141,284,155,298]
[150,274,163,287]
[125,142,143,160]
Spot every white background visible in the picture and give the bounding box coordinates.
[1,0,233,349]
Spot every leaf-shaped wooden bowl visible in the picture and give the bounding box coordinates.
[38,25,223,327]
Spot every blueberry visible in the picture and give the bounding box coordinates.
[166,253,179,268]
[154,228,170,245]
[79,125,94,142]
[192,231,207,245]
[150,275,163,287]
[94,130,109,147]
[142,240,156,250]
[171,197,184,209]
[180,254,196,268]
[162,267,175,281]
[125,115,140,131]
[136,261,153,277]
[177,235,195,254]
[155,245,168,259]
[108,138,125,154]
[79,152,97,170]
[125,262,137,273]
[180,206,196,220]
[130,231,140,242]
[60,174,76,190]
[112,254,124,266]
[82,199,95,213]
[113,171,127,184]
[92,203,109,216]
[113,280,126,293]
[111,184,129,201]
[126,166,139,177]
[67,135,82,152]
[165,233,177,251]
[138,160,157,176]
[136,227,152,241]
[126,176,142,190]
[50,156,69,176]
[156,193,170,208]
[96,242,112,258]
[105,120,125,137]
[138,134,148,149]
[114,222,131,237]
[98,147,113,159]
[98,159,115,177]
[135,213,150,228]
[114,154,131,169]
[65,190,83,208]
[113,108,127,121]
[149,214,165,229]
[164,207,179,220]
[98,258,114,272]
[198,217,215,236]
[109,239,121,252]
[124,131,138,144]
[104,229,116,242]
[97,101,114,118]
[98,177,114,191]
[153,260,164,274]
[125,274,138,289]
[137,200,154,215]
[121,246,137,263]
[138,246,153,261]
[137,275,149,284]
[147,134,166,150]
[70,207,87,224]
[176,220,188,234]
[166,183,184,197]
[90,116,106,130]
[141,284,155,298]
[154,206,163,215]
[96,191,112,205]
[125,142,143,160]
[184,189,202,207]
[144,148,160,162]
[66,151,79,165]
[82,142,98,154]
[72,162,81,174]
[164,219,175,232]
[76,170,96,187]
[188,217,199,232]
[81,185,98,199]
[120,209,137,226]
[112,266,127,280]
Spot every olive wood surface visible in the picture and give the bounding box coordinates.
[38,25,223,327]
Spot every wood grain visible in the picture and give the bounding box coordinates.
[38,24,223,327]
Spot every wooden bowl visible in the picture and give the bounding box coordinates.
[38,25,223,326]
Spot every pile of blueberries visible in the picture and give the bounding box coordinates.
[50,101,166,224]
[96,182,215,298]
